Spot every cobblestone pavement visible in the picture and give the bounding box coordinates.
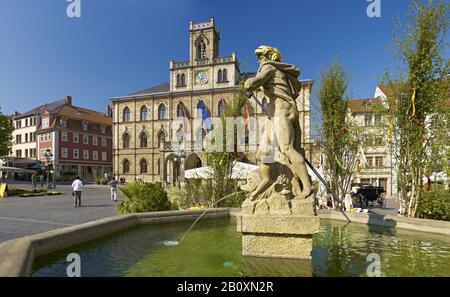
[0,184,122,243]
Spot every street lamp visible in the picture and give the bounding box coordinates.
[43,149,53,189]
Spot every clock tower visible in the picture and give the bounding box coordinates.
[169,17,240,92]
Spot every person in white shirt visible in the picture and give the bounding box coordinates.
[71,177,83,207]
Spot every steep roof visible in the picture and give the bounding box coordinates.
[128,82,170,96]
[13,98,67,119]
[43,105,112,129]
[347,98,385,113]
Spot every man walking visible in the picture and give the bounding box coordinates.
[110,177,118,202]
[71,176,83,207]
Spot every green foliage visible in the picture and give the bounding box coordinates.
[386,0,449,217]
[166,186,190,209]
[317,62,363,201]
[118,182,171,214]
[417,185,450,221]
[0,108,14,157]
[94,177,108,185]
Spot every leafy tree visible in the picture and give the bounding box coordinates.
[384,0,449,217]
[317,62,364,204]
[0,108,14,157]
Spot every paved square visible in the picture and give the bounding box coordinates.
[0,184,121,243]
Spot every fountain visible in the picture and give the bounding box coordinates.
[237,45,320,259]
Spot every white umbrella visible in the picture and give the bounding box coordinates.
[184,161,258,180]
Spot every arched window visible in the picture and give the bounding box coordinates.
[218,98,226,117]
[140,159,148,174]
[222,69,228,82]
[176,74,181,87]
[156,159,160,175]
[217,69,223,83]
[123,107,130,122]
[158,130,166,148]
[181,73,186,86]
[123,159,130,174]
[197,39,207,59]
[158,104,166,120]
[123,133,130,149]
[262,98,267,112]
[140,132,148,148]
[196,100,206,118]
[177,103,184,118]
[140,106,148,121]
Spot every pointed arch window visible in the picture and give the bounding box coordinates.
[197,39,207,59]
[217,69,223,83]
[176,74,181,87]
[123,133,131,149]
[222,69,228,82]
[181,73,186,86]
[140,105,148,121]
[140,159,148,174]
[218,98,226,117]
[140,131,148,148]
[123,107,131,122]
[123,159,130,174]
[158,104,167,120]
[158,130,166,148]
[177,103,184,118]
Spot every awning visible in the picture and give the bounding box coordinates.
[0,166,36,174]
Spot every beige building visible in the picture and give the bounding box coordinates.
[348,85,398,197]
[111,18,313,185]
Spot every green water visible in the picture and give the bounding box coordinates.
[32,217,450,277]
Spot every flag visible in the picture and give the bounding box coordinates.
[197,100,212,131]
[242,102,250,130]
[178,102,190,133]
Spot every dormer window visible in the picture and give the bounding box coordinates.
[42,118,49,128]
[197,39,207,59]
[60,118,68,128]
[82,122,88,132]
[100,125,106,134]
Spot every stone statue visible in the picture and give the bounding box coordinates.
[237,45,320,260]
[241,45,314,215]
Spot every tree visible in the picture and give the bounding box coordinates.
[385,0,449,217]
[0,108,13,157]
[317,62,363,204]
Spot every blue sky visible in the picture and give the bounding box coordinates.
[0,0,413,131]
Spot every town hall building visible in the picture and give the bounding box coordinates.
[111,18,313,185]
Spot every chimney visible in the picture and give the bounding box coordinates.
[65,96,72,106]
[105,105,113,117]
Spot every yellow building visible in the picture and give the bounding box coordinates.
[111,18,313,185]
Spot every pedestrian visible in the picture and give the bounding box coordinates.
[110,177,118,202]
[71,176,83,207]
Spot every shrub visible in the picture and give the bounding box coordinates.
[100,178,108,185]
[167,186,190,209]
[417,185,450,221]
[118,182,171,214]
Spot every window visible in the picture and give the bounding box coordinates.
[101,137,107,147]
[16,135,22,144]
[16,150,22,158]
[140,159,148,174]
[93,151,98,161]
[176,74,181,87]
[25,134,28,143]
[100,125,106,134]
[123,133,130,149]
[197,39,207,59]
[92,136,98,146]
[364,114,373,126]
[366,157,373,167]
[158,104,166,120]
[83,134,89,145]
[62,148,68,158]
[25,119,28,127]
[83,150,89,160]
[218,99,226,117]
[73,149,79,159]
[73,133,79,143]
[217,69,223,82]
[177,103,184,118]
[30,149,36,158]
[222,69,228,82]
[123,107,131,122]
[62,132,68,142]
[16,120,21,129]
[140,132,148,148]
[140,106,148,121]
[157,159,160,175]
[158,130,166,148]
[181,73,186,86]
[61,118,67,128]
[42,118,49,128]
[375,157,384,168]
[25,149,28,158]
[82,122,88,132]
[102,152,107,161]
[123,159,130,174]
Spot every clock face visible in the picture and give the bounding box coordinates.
[195,71,208,85]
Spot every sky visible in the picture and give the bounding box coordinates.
[0,0,415,134]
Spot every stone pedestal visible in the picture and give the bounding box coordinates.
[237,214,320,259]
